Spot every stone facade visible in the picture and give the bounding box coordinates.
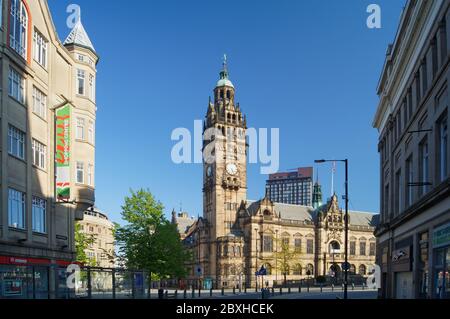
[176,61,379,289]
[373,0,450,299]
[0,0,98,298]
[79,208,114,268]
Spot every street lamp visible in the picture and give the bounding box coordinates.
[275,229,278,285]
[315,159,349,300]
[254,228,259,292]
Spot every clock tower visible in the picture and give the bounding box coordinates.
[203,56,247,281]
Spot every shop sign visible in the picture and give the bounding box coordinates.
[433,222,450,249]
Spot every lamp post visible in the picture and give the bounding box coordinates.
[315,159,349,300]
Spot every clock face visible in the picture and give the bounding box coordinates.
[226,163,238,176]
[206,166,213,177]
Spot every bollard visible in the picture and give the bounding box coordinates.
[299,285,302,293]
[271,288,275,296]
[244,286,247,294]
[210,288,213,297]
[164,291,168,299]
[288,287,291,294]
[332,284,334,292]
[320,284,323,293]
[233,287,236,295]
[175,290,178,299]
[221,287,225,296]
[352,283,355,291]
[183,289,187,299]
[342,284,344,291]
[307,283,310,293]
[362,283,365,290]
[279,287,282,295]
[198,288,201,298]
[192,288,195,299]
[239,285,242,293]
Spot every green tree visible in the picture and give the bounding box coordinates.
[275,239,300,285]
[74,222,97,266]
[115,189,191,283]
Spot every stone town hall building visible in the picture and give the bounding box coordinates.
[175,61,379,289]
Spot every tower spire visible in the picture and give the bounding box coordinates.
[220,54,229,80]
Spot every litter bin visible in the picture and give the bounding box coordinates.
[158,288,164,299]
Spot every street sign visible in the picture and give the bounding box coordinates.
[342,262,351,271]
[256,266,267,276]
[196,265,203,277]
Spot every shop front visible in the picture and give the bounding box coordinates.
[432,222,450,299]
[0,256,72,299]
[392,244,413,299]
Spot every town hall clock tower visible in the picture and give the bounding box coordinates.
[202,57,247,283]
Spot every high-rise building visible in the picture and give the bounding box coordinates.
[373,0,450,299]
[0,0,98,298]
[266,167,313,206]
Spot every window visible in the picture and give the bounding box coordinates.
[88,120,94,144]
[9,0,28,59]
[306,239,314,254]
[32,196,46,233]
[8,67,25,103]
[87,164,93,186]
[282,237,289,246]
[360,242,367,256]
[395,169,402,215]
[89,74,95,101]
[33,30,48,67]
[32,86,47,118]
[76,162,84,184]
[438,115,448,181]
[294,238,302,253]
[419,139,429,195]
[406,156,414,207]
[0,0,3,27]
[263,235,273,252]
[8,188,25,229]
[76,118,85,140]
[77,69,85,95]
[350,241,356,255]
[369,242,376,256]
[8,125,25,159]
[359,265,367,276]
[32,139,46,169]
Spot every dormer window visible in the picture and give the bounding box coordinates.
[9,0,29,60]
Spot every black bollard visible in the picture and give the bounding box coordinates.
[210,288,213,297]
[183,289,187,299]
[175,290,178,299]
[332,284,334,292]
[244,286,247,294]
[233,287,236,294]
[192,288,195,298]
[279,287,282,295]
[198,288,201,298]
[164,290,168,299]
[299,285,302,293]
[320,284,323,293]
[307,283,310,293]
[288,287,291,294]
[221,287,224,296]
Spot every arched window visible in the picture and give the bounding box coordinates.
[359,264,366,276]
[227,90,231,99]
[306,264,314,276]
[293,264,302,276]
[349,264,356,275]
[329,241,341,253]
[262,235,273,252]
[10,0,29,59]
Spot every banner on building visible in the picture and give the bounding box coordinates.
[55,104,71,201]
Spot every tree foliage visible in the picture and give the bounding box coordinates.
[275,239,301,284]
[114,189,191,279]
[74,222,97,266]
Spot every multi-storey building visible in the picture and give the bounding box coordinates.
[373,0,450,299]
[79,207,114,268]
[175,60,379,289]
[266,167,313,206]
[0,1,98,298]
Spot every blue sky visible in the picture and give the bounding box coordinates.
[48,0,406,224]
